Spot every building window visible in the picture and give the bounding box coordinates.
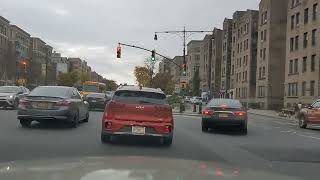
[303,32,308,48]
[291,15,295,29]
[295,36,299,50]
[290,38,294,52]
[258,86,265,97]
[310,81,315,96]
[239,58,242,67]
[302,81,306,96]
[263,48,266,60]
[260,49,263,58]
[288,83,298,97]
[312,29,317,46]
[304,8,309,24]
[232,65,234,75]
[261,31,264,41]
[262,66,266,77]
[264,29,267,41]
[259,67,261,79]
[311,55,316,72]
[313,3,318,21]
[296,12,300,26]
[289,60,293,74]
[294,58,298,73]
[303,56,307,72]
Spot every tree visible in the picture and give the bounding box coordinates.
[134,66,151,87]
[57,71,79,87]
[102,79,118,91]
[152,72,174,95]
[192,69,200,96]
[80,73,90,84]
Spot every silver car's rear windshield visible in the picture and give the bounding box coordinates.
[29,87,70,98]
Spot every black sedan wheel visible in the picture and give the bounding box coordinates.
[101,134,111,143]
[20,119,32,128]
[83,112,89,122]
[13,99,19,110]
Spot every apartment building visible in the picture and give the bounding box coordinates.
[220,19,233,98]
[7,25,31,82]
[68,58,83,76]
[211,28,223,98]
[51,52,68,78]
[187,40,202,90]
[200,34,213,93]
[284,0,319,107]
[231,10,259,107]
[29,37,47,86]
[256,0,289,110]
[158,59,171,74]
[0,16,10,84]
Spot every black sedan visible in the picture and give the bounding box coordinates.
[201,99,248,134]
[17,86,89,128]
[85,93,110,110]
[0,86,30,109]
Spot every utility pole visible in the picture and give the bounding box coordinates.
[154,27,213,95]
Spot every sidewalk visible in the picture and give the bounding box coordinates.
[248,109,298,122]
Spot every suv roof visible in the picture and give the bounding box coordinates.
[116,86,164,94]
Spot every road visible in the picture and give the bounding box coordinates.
[0,110,320,179]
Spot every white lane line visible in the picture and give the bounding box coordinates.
[274,127,281,129]
[280,130,292,133]
[297,134,320,140]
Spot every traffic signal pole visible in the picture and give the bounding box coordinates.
[117,42,182,70]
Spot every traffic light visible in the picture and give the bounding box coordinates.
[182,63,187,76]
[116,46,121,58]
[151,50,156,61]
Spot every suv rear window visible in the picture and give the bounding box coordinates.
[208,99,242,108]
[113,90,167,105]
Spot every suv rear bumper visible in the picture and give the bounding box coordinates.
[101,130,173,138]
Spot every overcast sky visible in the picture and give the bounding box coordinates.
[1,0,258,84]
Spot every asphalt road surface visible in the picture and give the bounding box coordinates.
[1,110,320,179]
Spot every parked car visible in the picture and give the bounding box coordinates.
[101,86,174,145]
[85,93,110,110]
[190,96,202,105]
[201,99,247,134]
[17,86,89,128]
[0,86,30,109]
[298,100,320,129]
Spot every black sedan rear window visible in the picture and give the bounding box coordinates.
[113,90,167,105]
[208,99,242,108]
[29,87,70,98]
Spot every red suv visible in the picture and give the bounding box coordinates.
[101,86,174,145]
[298,100,320,128]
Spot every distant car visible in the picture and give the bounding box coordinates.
[190,96,202,105]
[298,100,320,129]
[17,86,89,128]
[85,93,109,110]
[0,86,30,109]
[101,86,174,145]
[201,99,247,134]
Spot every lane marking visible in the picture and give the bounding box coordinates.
[280,130,292,133]
[297,134,320,140]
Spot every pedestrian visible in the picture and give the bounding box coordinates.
[298,102,302,110]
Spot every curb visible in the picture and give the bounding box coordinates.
[248,112,298,122]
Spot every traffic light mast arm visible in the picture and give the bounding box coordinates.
[118,42,182,70]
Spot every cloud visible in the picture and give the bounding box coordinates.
[53,8,70,16]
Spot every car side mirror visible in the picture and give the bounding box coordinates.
[17,92,23,95]
[83,101,89,105]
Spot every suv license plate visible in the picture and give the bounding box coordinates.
[132,126,146,135]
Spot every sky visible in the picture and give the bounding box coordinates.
[0,0,258,85]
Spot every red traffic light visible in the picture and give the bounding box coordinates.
[116,46,121,58]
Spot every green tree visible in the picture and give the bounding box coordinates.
[80,73,90,84]
[192,69,200,96]
[152,72,174,95]
[134,66,151,87]
[57,71,79,87]
[102,79,118,91]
